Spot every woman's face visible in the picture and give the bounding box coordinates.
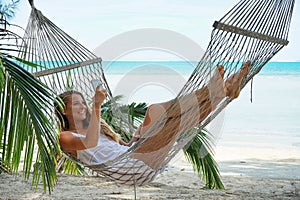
[64,94,88,123]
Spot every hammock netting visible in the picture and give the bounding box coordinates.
[18,0,294,186]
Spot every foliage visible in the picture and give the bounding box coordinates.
[101,95,147,141]
[0,54,60,192]
[183,128,224,189]
[0,0,20,20]
[56,156,87,175]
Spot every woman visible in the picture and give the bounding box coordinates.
[55,89,140,163]
[55,62,251,170]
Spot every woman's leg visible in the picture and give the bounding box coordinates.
[133,62,251,169]
[225,61,251,99]
[137,64,227,138]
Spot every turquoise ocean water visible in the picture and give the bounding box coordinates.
[103,61,300,149]
[102,61,300,76]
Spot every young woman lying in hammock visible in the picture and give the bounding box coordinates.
[55,62,251,169]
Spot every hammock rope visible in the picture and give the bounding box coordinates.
[19,0,294,186]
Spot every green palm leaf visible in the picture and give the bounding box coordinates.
[0,55,60,192]
[56,156,87,175]
[0,0,20,20]
[183,129,224,189]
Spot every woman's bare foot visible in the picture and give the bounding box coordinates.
[216,64,225,78]
[206,64,226,107]
[225,61,251,99]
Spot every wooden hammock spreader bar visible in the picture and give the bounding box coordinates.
[213,21,289,46]
[33,57,102,77]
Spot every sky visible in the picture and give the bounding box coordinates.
[8,0,300,61]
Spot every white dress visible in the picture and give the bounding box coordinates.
[71,132,129,165]
[70,132,165,186]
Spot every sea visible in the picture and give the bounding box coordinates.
[102,61,300,152]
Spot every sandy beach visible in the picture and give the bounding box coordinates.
[1,148,300,200]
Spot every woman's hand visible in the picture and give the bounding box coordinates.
[82,84,106,149]
[92,84,108,106]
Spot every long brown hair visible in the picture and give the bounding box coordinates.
[54,90,120,142]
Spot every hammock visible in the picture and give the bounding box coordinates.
[19,0,294,186]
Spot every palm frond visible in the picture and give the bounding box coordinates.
[0,58,4,91]
[100,95,148,141]
[56,156,87,175]
[120,102,148,127]
[183,128,224,189]
[0,0,20,20]
[0,55,60,192]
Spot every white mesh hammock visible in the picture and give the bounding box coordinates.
[19,0,294,186]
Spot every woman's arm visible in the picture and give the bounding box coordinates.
[59,131,89,151]
[83,84,108,148]
[59,85,107,151]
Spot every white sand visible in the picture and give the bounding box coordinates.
[1,148,300,200]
